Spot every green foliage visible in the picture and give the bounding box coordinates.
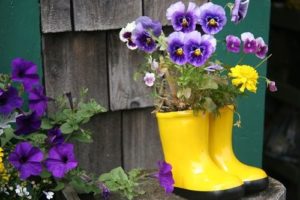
[99,167,145,200]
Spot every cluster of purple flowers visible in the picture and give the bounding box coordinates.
[226,32,268,59]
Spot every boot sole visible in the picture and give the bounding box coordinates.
[244,177,269,194]
[174,185,244,200]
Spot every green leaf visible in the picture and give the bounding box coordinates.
[199,78,218,90]
[41,118,53,130]
[60,123,75,134]
[52,182,65,191]
[69,130,93,143]
[203,97,217,112]
[40,170,52,178]
[1,127,14,147]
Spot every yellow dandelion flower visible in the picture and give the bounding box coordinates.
[229,65,259,93]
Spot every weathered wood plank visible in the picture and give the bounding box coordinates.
[108,31,153,111]
[73,0,142,31]
[76,112,122,174]
[144,0,207,25]
[122,108,164,170]
[43,32,108,109]
[40,0,72,33]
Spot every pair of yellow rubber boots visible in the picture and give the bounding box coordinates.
[156,106,268,200]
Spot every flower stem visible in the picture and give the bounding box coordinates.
[255,54,272,69]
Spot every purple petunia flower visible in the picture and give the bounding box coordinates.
[155,161,175,194]
[226,35,241,53]
[255,37,268,59]
[268,81,277,92]
[119,21,138,50]
[167,32,187,65]
[185,31,216,67]
[166,1,199,33]
[29,85,49,117]
[131,16,162,53]
[205,64,224,72]
[11,58,39,91]
[15,112,41,135]
[8,142,43,180]
[241,32,257,54]
[45,143,78,178]
[0,87,23,115]
[198,2,227,35]
[231,0,250,24]
[47,127,64,146]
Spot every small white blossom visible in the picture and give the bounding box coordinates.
[143,72,156,87]
[43,191,54,199]
[15,185,31,199]
[151,59,159,71]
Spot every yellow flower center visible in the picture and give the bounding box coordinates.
[176,48,184,56]
[194,49,202,56]
[182,18,188,27]
[209,18,217,26]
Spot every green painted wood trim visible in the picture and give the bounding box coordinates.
[217,0,271,167]
[0,0,42,76]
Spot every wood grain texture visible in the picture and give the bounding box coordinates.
[144,0,207,25]
[122,108,164,170]
[73,0,142,31]
[43,32,108,109]
[76,112,122,174]
[40,0,72,33]
[108,31,153,111]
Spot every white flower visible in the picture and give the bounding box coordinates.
[119,21,138,50]
[143,72,156,87]
[151,59,159,71]
[15,185,31,198]
[43,191,54,199]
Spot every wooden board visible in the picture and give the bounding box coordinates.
[122,108,164,170]
[40,0,72,33]
[76,112,122,174]
[144,0,207,25]
[43,32,109,109]
[108,31,153,111]
[73,0,142,31]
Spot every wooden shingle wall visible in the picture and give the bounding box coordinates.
[41,0,206,173]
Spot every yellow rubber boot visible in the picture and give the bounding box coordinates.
[209,105,268,194]
[156,111,244,200]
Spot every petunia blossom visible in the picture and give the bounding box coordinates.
[119,21,138,50]
[241,32,257,54]
[185,31,216,67]
[47,127,64,146]
[8,142,43,179]
[166,1,199,33]
[0,87,23,115]
[231,0,250,24]
[155,161,175,193]
[198,2,227,35]
[11,58,39,91]
[29,84,49,117]
[45,143,78,178]
[167,32,187,65]
[255,37,268,59]
[226,35,241,53]
[15,112,41,135]
[144,72,156,87]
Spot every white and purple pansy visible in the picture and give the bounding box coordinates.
[119,21,138,50]
[231,0,250,24]
[241,32,257,54]
[144,72,156,87]
[185,31,217,67]
[166,1,199,33]
[167,32,187,65]
[198,2,227,35]
[226,35,241,53]
[255,37,268,59]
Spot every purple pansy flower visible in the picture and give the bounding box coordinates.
[0,87,23,115]
[241,32,257,54]
[45,143,78,178]
[29,85,49,117]
[119,21,138,50]
[255,37,268,59]
[231,0,250,24]
[155,161,175,194]
[268,81,277,92]
[167,32,187,65]
[185,31,216,67]
[205,63,224,72]
[8,142,43,180]
[166,1,199,33]
[47,127,64,146]
[15,112,41,135]
[226,35,241,53]
[198,2,227,35]
[132,16,162,53]
[144,72,156,87]
[11,58,39,91]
